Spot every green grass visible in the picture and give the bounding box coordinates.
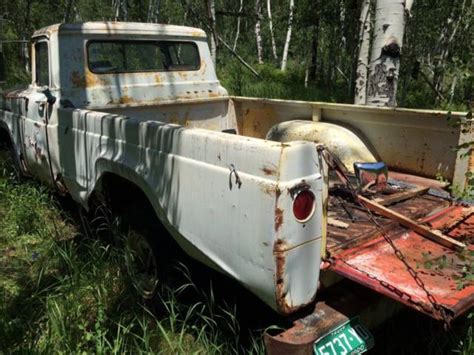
[0,151,265,354]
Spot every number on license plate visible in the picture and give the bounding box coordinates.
[314,317,374,355]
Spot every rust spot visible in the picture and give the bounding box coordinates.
[154,74,162,84]
[262,165,277,176]
[208,91,220,98]
[70,69,105,88]
[118,95,134,104]
[191,30,205,37]
[85,70,104,87]
[275,208,284,232]
[71,70,86,88]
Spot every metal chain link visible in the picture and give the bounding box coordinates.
[318,146,452,326]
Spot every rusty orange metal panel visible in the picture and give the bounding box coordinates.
[329,205,473,320]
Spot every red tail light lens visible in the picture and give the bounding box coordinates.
[293,190,316,222]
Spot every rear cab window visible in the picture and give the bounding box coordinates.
[87,40,200,74]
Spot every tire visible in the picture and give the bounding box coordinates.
[124,229,159,299]
[0,132,24,180]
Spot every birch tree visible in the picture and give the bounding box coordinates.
[64,0,74,23]
[354,0,373,105]
[147,0,161,23]
[281,0,295,71]
[233,0,244,51]
[267,0,278,60]
[433,0,467,94]
[366,0,413,107]
[207,0,218,66]
[113,0,128,21]
[255,0,264,64]
[308,0,320,83]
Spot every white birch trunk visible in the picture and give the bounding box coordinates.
[207,0,218,66]
[267,0,278,60]
[366,0,410,107]
[147,0,161,23]
[354,0,372,105]
[434,0,467,93]
[281,0,295,71]
[255,0,264,64]
[233,0,244,51]
[339,0,347,48]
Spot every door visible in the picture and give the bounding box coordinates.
[21,39,54,184]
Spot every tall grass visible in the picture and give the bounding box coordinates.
[0,151,265,354]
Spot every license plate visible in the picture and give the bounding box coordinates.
[314,317,374,355]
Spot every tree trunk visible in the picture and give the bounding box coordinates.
[281,0,295,71]
[354,0,373,105]
[207,0,218,66]
[233,0,244,50]
[113,0,128,21]
[366,0,410,107]
[255,0,264,64]
[433,0,467,95]
[147,0,161,23]
[308,0,320,82]
[64,0,74,23]
[267,0,278,60]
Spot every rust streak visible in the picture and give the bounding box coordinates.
[273,239,290,314]
[275,207,284,232]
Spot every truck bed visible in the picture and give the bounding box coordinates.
[325,173,473,321]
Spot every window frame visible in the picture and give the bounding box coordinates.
[34,39,50,87]
[86,40,201,74]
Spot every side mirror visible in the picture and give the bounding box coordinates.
[41,87,56,105]
[353,162,388,193]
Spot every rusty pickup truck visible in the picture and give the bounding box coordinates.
[0,22,473,354]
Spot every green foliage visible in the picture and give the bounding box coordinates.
[0,153,264,354]
[1,0,471,109]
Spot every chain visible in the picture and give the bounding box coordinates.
[318,146,452,326]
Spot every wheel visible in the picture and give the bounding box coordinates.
[0,136,24,180]
[124,230,159,299]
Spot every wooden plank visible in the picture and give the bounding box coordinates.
[328,217,349,229]
[374,186,429,206]
[357,195,466,252]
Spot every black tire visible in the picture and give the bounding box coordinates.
[124,229,159,299]
[94,177,164,299]
[0,130,24,180]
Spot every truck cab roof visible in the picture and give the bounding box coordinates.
[33,22,207,39]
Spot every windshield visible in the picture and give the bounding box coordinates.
[87,40,200,74]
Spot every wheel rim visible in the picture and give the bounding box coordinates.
[125,232,158,299]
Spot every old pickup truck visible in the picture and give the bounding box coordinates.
[0,22,473,354]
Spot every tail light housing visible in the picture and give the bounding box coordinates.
[292,190,316,222]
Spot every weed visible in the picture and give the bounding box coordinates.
[0,152,265,354]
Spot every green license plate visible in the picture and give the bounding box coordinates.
[314,317,374,355]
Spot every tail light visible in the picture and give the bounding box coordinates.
[293,190,316,222]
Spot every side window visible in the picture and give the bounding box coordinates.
[35,41,49,86]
